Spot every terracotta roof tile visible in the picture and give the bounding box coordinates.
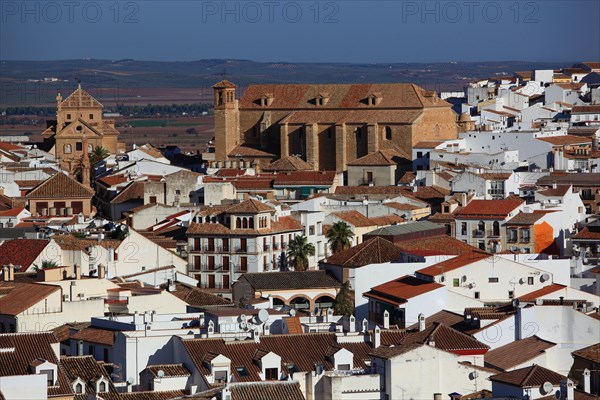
[120,390,187,400]
[0,207,26,217]
[273,171,336,186]
[61,355,119,399]
[456,198,524,219]
[160,282,233,307]
[0,282,61,315]
[347,149,408,166]
[536,184,571,197]
[323,237,404,268]
[537,135,592,146]
[226,199,275,214]
[0,238,49,272]
[364,275,444,305]
[97,175,128,187]
[331,210,373,227]
[489,365,566,388]
[110,181,145,204]
[228,381,305,400]
[572,343,600,363]
[228,146,275,158]
[573,227,600,240]
[71,328,116,346]
[518,284,566,301]
[145,364,190,378]
[26,173,94,199]
[264,156,313,172]
[416,251,491,277]
[484,336,556,371]
[395,235,481,257]
[240,271,341,291]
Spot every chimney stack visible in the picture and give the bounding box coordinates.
[383,310,390,329]
[74,264,80,280]
[7,264,15,281]
[582,369,591,394]
[372,325,381,348]
[560,378,574,400]
[418,313,426,332]
[98,264,105,279]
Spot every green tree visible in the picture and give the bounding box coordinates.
[286,235,315,272]
[333,281,355,316]
[326,221,353,254]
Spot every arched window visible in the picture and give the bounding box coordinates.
[249,217,254,229]
[243,218,248,229]
[64,144,72,154]
[385,126,392,140]
[75,383,83,394]
[478,221,485,233]
[236,218,241,229]
[99,382,106,392]
[493,221,500,237]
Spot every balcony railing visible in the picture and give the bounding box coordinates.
[472,230,485,238]
[273,243,280,250]
[487,230,501,238]
[263,244,271,251]
[235,247,248,253]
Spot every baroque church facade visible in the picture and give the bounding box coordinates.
[212,80,462,172]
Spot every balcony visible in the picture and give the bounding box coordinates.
[263,244,271,252]
[235,247,248,253]
[234,265,248,273]
[487,229,501,238]
[198,282,225,289]
[273,243,280,250]
[472,230,485,238]
[360,178,376,186]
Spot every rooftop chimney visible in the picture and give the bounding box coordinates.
[418,313,426,332]
[74,264,80,280]
[383,310,390,329]
[98,264,105,279]
[582,368,591,394]
[560,378,575,400]
[372,325,381,348]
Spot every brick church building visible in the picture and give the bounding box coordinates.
[212,80,460,172]
[42,84,124,172]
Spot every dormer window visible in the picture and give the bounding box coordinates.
[41,369,55,386]
[260,94,274,107]
[30,359,58,386]
[75,383,83,394]
[367,93,382,106]
[96,377,108,393]
[315,93,330,106]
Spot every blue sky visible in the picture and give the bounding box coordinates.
[1,0,599,62]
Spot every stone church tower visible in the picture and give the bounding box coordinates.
[213,80,240,162]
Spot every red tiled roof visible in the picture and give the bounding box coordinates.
[489,365,566,388]
[536,184,571,197]
[347,149,408,166]
[145,364,190,378]
[396,235,481,257]
[110,181,145,204]
[572,343,600,363]
[537,135,592,146]
[273,171,336,186]
[0,207,26,217]
[573,227,600,240]
[216,168,247,177]
[0,238,49,272]
[283,317,303,334]
[456,198,524,219]
[331,210,373,227]
[264,155,314,172]
[323,237,404,268]
[71,328,116,346]
[484,336,556,371]
[0,283,61,315]
[518,284,567,301]
[364,275,444,306]
[226,198,275,214]
[26,173,94,199]
[416,252,491,277]
[228,382,305,400]
[97,175,128,187]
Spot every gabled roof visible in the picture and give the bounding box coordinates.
[536,184,571,197]
[456,198,524,219]
[416,251,491,277]
[0,238,49,272]
[536,135,592,146]
[489,365,566,388]
[263,156,313,172]
[0,283,61,315]
[518,284,570,302]
[273,171,336,186]
[572,343,600,363]
[228,381,306,400]
[323,237,404,268]
[61,355,119,399]
[364,275,444,306]
[212,80,236,89]
[240,271,341,291]
[331,210,373,227]
[110,181,145,204]
[347,149,408,166]
[160,282,233,307]
[26,173,94,199]
[484,336,556,371]
[229,146,276,158]
[59,85,103,108]
[506,211,548,225]
[0,332,72,397]
[71,327,116,346]
[145,364,190,378]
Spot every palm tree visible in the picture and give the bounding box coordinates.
[326,221,353,254]
[90,146,110,164]
[33,260,59,271]
[286,235,315,272]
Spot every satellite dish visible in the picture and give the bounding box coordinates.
[540,381,553,395]
[512,299,520,308]
[540,273,550,282]
[257,309,270,323]
[239,314,247,323]
[157,370,165,379]
[126,377,135,385]
[461,275,467,283]
[519,278,525,285]
[289,309,296,317]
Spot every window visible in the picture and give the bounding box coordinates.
[453,278,460,287]
[67,114,72,120]
[508,290,514,299]
[41,369,54,386]
[89,114,94,120]
[149,196,157,204]
[265,367,278,380]
[99,382,106,392]
[528,276,534,285]
[103,348,109,362]
[76,142,83,151]
[89,345,95,356]
[508,229,518,243]
[521,229,530,243]
[327,127,333,139]
[385,126,392,140]
[337,364,351,371]
[214,370,227,383]
[75,383,83,394]
[236,367,249,377]
[64,144,72,154]
[461,222,467,235]
[309,225,315,235]
[356,127,361,139]
[474,292,480,299]
[417,151,423,158]
[489,277,499,283]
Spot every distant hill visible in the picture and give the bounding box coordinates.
[0,59,573,106]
